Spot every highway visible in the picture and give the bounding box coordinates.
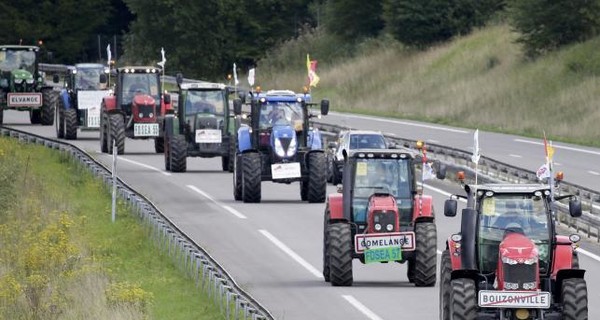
[4,109,600,319]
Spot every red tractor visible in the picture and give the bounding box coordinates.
[100,66,172,154]
[322,148,446,286]
[440,177,587,320]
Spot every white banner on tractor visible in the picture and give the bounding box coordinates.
[478,290,551,309]
[78,91,107,128]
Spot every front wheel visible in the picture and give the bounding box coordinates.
[439,250,452,320]
[449,278,478,320]
[328,223,353,286]
[64,108,78,140]
[561,278,588,320]
[233,154,242,200]
[168,135,187,172]
[40,89,57,126]
[108,113,125,155]
[241,152,261,203]
[413,222,437,287]
[306,152,327,203]
[56,107,65,138]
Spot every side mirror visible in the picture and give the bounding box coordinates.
[176,73,183,86]
[233,99,242,115]
[163,93,171,104]
[238,91,247,103]
[99,73,107,84]
[320,99,329,116]
[569,198,582,217]
[444,199,457,217]
[52,74,60,83]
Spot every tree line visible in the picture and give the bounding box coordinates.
[1,0,598,79]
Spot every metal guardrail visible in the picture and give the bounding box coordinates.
[312,121,600,242]
[0,126,274,320]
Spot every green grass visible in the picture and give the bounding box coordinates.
[257,24,600,147]
[0,137,221,319]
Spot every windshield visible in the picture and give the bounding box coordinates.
[184,90,226,116]
[121,73,160,105]
[75,67,105,90]
[351,158,412,223]
[477,194,551,273]
[0,49,36,73]
[349,134,386,149]
[258,102,304,130]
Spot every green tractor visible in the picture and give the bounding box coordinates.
[0,45,58,125]
[163,77,237,172]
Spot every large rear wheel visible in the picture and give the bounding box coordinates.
[108,113,125,155]
[322,208,331,282]
[306,152,327,203]
[439,250,452,320]
[56,107,65,138]
[64,108,78,140]
[169,135,187,172]
[241,152,261,203]
[413,222,437,287]
[561,278,588,320]
[449,278,478,320]
[40,89,57,126]
[328,223,353,286]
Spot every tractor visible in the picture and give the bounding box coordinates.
[232,89,329,203]
[99,66,172,154]
[322,148,446,286]
[163,76,236,172]
[0,45,58,125]
[56,63,109,139]
[439,175,587,320]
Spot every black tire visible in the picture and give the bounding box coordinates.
[30,109,41,124]
[561,278,588,320]
[100,112,108,153]
[164,135,172,171]
[300,180,308,201]
[227,134,236,173]
[407,259,415,283]
[233,154,242,200]
[64,108,78,140]
[306,152,327,203]
[40,89,57,126]
[322,208,331,282]
[56,107,65,138]
[331,162,342,185]
[169,135,187,172]
[108,113,125,155]
[154,137,164,153]
[413,222,437,287]
[221,156,230,171]
[449,278,478,320]
[242,152,261,203]
[439,250,452,320]
[329,223,353,286]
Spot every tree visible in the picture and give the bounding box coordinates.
[507,0,600,57]
[324,0,384,41]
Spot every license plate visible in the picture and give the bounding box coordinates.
[364,246,402,264]
[354,232,415,253]
[134,123,159,137]
[478,290,551,309]
[195,129,222,143]
[8,93,42,107]
[271,162,301,179]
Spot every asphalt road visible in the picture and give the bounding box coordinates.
[3,109,600,320]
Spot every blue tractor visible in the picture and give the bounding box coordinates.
[232,89,329,203]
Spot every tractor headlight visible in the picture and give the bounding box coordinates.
[274,138,286,157]
[504,282,519,290]
[288,136,297,156]
[386,224,393,231]
[14,78,24,84]
[374,223,382,231]
[522,282,536,290]
[26,79,34,84]
[139,113,143,118]
[149,113,154,118]
[501,256,518,265]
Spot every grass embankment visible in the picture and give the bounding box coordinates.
[258,24,600,147]
[0,137,220,319]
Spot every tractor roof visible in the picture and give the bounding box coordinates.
[0,45,39,52]
[180,82,226,91]
[253,90,310,102]
[466,183,550,195]
[116,66,162,74]
[75,63,106,70]
[347,149,416,160]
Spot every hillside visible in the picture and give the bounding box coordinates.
[258,24,600,147]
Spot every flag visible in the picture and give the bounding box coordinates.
[157,47,166,68]
[106,44,111,65]
[306,54,320,87]
[536,163,551,181]
[248,68,255,86]
[233,63,239,86]
[471,129,480,164]
[543,131,554,164]
[423,162,436,181]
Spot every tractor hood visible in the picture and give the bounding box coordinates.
[499,232,538,264]
[271,125,297,158]
[497,232,540,291]
[11,69,34,82]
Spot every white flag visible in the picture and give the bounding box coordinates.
[536,163,551,181]
[471,129,480,164]
[157,47,166,68]
[422,162,436,181]
[106,44,111,65]
[247,68,255,86]
[233,63,239,85]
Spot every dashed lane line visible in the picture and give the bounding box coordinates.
[341,295,384,320]
[187,185,247,219]
[118,157,172,176]
[258,229,323,279]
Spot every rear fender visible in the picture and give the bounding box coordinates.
[237,126,252,152]
[450,269,480,282]
[59,89,71,110]
[551,239,578,277]
[328,193,344,221]
[308,128,323,150]
[412,194,433,220]
[447,239,462,270]
[555,269,586,299]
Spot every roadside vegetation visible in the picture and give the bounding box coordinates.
[257,23,600,147]
[0,137,220,319]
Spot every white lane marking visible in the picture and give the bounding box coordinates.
[258,229,323,279]
[509,154,522,158]
[588,171,600,176]
[329,112,469,134]
[341,295,384,320]
[421,183,467,203]
[187,185,247,219]
[119,157,171,176]
[428,139,440,144]
[514,139,600,156]
[578,248,600,263]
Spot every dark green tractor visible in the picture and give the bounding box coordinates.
[163,77,237,172]
[0,45,58,125]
